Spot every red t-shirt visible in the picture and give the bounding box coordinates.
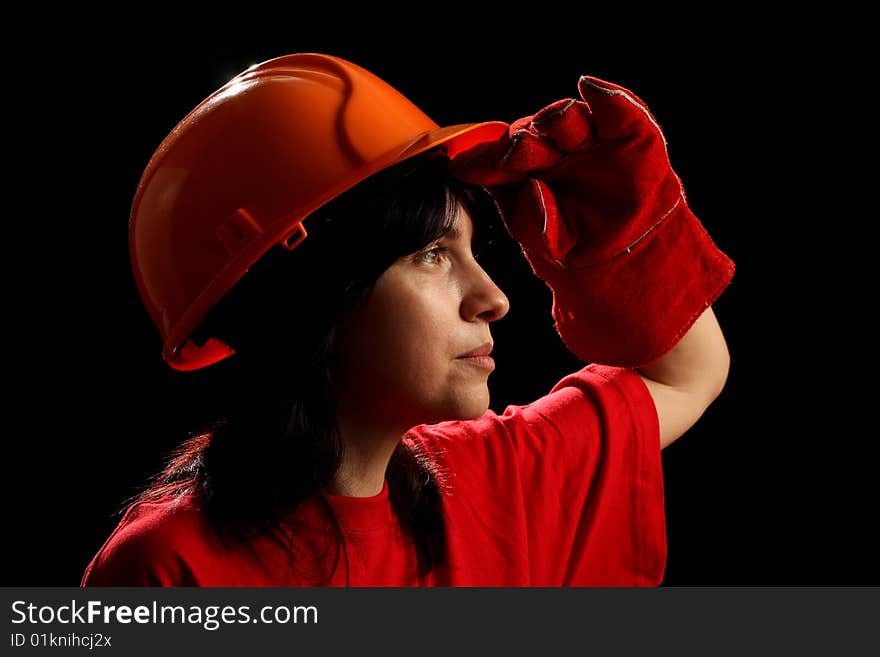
[81,364,665,586]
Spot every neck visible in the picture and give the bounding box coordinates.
[330,411,411,497]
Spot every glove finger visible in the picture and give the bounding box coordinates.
[502,122,562,174]
[577,75,666,144]
[530,98,595,152]
[448,138,526,186]
[506,179,559,263]
[450,97,586,183]
[504,179,582,280]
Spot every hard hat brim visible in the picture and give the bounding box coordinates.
[390,120,510,162]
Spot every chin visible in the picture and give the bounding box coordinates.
[421,386,491,424]
[453,392,491,421]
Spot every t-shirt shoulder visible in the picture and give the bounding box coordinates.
[406,363,659,461]
[81,494,208,586]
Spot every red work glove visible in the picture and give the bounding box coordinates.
[450,76,735,367]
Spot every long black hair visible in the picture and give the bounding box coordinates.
[130,149,503,583]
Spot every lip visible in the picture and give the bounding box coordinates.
[456,342,495,371]
[457,355,495,371]
[458,342,493,358]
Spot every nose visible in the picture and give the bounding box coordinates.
[461,260,510,323]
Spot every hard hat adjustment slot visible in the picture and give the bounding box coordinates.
[213,208,264,255]
[282,222,308,251]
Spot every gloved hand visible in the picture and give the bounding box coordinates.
[450,76,735,367]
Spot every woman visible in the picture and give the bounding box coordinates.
[82,53,733,586]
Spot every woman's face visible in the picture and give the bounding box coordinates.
[334,201,510,432]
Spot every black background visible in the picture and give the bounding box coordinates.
[8,19,870,586]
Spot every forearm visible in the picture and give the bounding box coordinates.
[629,306,730,448]
[635,305,730,397]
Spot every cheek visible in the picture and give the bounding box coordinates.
[343,289,429,371]
[369,303,443,376]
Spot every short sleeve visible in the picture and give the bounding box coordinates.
[408,363,666,586]
[81,501,200,587]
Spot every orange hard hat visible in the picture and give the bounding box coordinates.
[129,53,508,371]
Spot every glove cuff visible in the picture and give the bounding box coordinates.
[540,201,735,368]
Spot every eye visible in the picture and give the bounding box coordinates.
[418,246,448,264]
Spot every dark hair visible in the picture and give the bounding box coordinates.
[131,150,502,583]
